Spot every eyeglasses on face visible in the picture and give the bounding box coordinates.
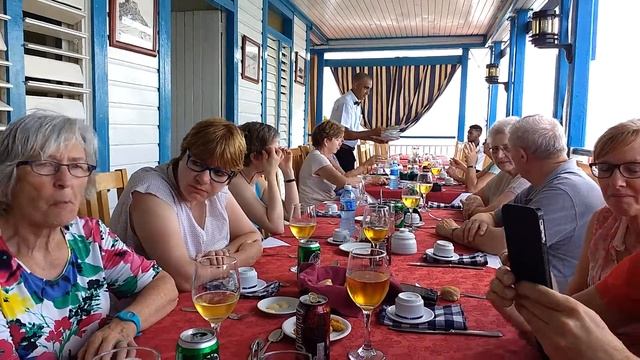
[589,162,640,179]
[186,152,236,183]
[489,144,511,154]
[16,160,96,178]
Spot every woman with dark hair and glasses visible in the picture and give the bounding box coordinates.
[111,118,262,291]
[0,112,177,359]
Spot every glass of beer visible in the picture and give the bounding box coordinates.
[362,205,389,249]
[192,255,240,337]
[346,248,390,360]
[401,182,421,231]
[289,203,317,242]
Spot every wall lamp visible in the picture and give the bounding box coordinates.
[485,63,508,90]
[529,9,573,63]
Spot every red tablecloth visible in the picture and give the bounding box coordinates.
[365,184,466,204]
[136,209,539,359]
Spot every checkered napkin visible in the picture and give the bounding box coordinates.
[240,281,280,298]
[377,304,467,330]
[427,201,463,209]
[424,252,488,267]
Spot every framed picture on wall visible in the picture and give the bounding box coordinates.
[241,35,261,84]
[109,0,158,56]
[295,52,306,85]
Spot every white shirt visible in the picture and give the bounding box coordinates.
[329,90,363,148]
[476,144,486,171]
[298,150,339,204]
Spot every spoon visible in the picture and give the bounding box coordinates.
[260,329,284,355]
[228,312,252,320]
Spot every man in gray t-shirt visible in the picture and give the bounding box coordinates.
[447,115,604,293]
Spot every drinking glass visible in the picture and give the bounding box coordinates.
[192,256,240,337]
[346,248,391,360]
[401,182,421,231]
[362,205,389,249]
[260,350,313,360]
[430,159,443,180]
[92,346,160,360]
[417,173,433,210]
[289,203,317,242]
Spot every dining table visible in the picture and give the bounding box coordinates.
[136,208,540,359]
[365,184,466,204]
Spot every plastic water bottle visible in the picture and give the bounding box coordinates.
[340,185,357,237]
[389,161,400,189]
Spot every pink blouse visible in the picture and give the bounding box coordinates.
[588,207,640,285]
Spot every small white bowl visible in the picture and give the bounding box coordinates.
[394,292,424,319]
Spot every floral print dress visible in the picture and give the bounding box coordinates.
[0,217,161,359]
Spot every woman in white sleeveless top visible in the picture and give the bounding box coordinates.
[111,118,262,291]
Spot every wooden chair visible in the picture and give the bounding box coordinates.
[290,147,305,183]
[78,168,128,226]
[357,142,372,165]
[298,144,312,158]
[576,160,597,182]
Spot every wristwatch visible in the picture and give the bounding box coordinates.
[467,165,475,169]
[115,310,142,336]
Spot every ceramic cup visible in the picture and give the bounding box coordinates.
[404,213,421,225]
[395,292,425,319]
[238,267,258,289]
[326,203,339,213]
[332,229,350,243]
[444,177,454,185]
[433,240,455,258]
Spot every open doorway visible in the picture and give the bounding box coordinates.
[171,0,225,156]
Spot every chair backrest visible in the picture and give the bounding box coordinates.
[453,141,467,162]
[290,147,305,182]
[372,143,389,159]
[79,168,128,226]
[357,142,371,165]
[576,160,597,182]
[298,144,312,158]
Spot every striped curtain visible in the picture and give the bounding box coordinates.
[331,64,459,131]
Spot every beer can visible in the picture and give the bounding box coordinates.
[387,201,405,229]
[297,240,321,275]
[295,293,331,360]
[176,328,220,360]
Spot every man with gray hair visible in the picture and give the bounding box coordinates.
[449,115,604,293]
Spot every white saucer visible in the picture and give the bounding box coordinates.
[257,296,299,315]
[240,279,267,294]
[386,305,435,324]
[425,248,460,261]
[405,221,425,227]
[339,242,372,254]
[327,237,355,245]
[355,215,364,222]
[282,315,351,341]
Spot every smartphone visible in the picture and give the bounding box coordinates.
[502,204,552,288]
[399,283,438,306]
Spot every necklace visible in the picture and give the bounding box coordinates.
[239,169,255,185]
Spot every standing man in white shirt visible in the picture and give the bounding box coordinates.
[466,124,485,171]
[329,72,387,171]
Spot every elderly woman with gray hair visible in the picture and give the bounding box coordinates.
[439,114,604,293]
[0,112,177,359]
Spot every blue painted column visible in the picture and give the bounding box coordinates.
[315,52,325,126]
[553,0,571,121]
[456,48,469,142]
[486,41,502,129]
[4,0,25,122]
[158,0,171,162]
[506,10,528,117]
[303,25,310,144]
[225,2,239,124]
[91,0,109,171]
[566,0,598,147]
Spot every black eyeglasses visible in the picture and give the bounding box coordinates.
[186,152,236,183]
[16,160,96,178]
[589,162,640,179]
[489,144,511,154]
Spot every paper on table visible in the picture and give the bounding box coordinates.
[485,253,502,269]
[450,192,472,206]
[262,237,291,248]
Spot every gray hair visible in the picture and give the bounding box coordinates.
[508,114,567,159]
[488,116,519,143]
[0,111,98,213]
